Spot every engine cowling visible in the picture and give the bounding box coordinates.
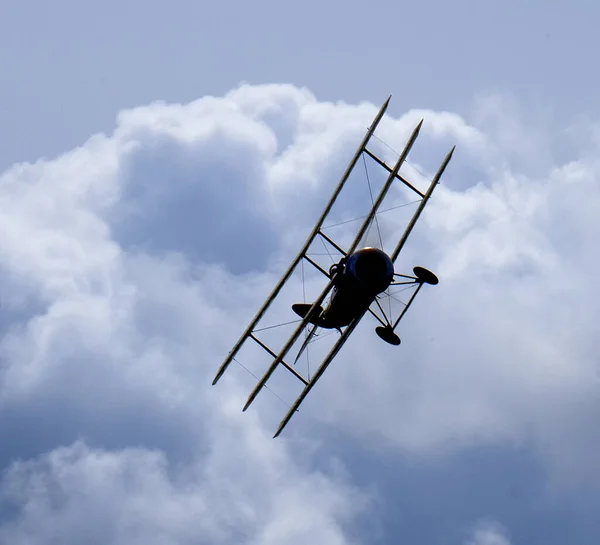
[345,247,394,294]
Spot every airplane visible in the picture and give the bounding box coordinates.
[212,95,455,438]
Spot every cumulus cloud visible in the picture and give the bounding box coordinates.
[465,521,512,545]
[0,82,599,543]
[0,438,368,545]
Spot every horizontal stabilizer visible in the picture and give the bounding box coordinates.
[292,303,323,325]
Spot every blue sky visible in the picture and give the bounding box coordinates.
[3,0,600,170]
[1,2,600,544]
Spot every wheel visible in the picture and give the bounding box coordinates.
[376,326,401,346]
[413,266,439,285]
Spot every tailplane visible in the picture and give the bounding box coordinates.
[291,303,323,325]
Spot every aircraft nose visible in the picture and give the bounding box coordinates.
[350,247,394,294]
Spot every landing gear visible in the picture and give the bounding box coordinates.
[375,325,401,345]
[413,266,438,285]
[374,266,437,346]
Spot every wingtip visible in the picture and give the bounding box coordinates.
[413,118,424,133]
[379,94,392,111]
[273,422,285,438]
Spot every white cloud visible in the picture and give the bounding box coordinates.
[0,441,365,545]
[0,82,599,542]
[465,521,512,545]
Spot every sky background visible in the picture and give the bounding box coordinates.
[3,0,600,170]
[1,1,600,544]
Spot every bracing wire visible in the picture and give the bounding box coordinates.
[371,133,432,182]
[321,200,420,231]
[233,357,292,409]
[300,259,311,380]
[362,153,384,251]
[319,234,336,264]
[254,319,302,332]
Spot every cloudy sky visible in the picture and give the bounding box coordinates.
[2,1,600,544]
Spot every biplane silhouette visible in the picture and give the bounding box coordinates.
[213,96,455,437]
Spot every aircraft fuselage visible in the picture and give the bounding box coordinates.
[293,247,394,330]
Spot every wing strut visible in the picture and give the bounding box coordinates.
[212,95,392,386]
[369,145,455,343]
[346,119,423,256]
[390,146,455,262]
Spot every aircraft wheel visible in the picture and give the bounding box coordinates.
[376,326,401,345]
[413,266,439,285]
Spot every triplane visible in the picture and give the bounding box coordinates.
[213,96,455,437]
